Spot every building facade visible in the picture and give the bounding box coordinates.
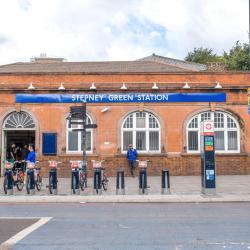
[0,54,249,177]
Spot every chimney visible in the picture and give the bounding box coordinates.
[30,53,66,63]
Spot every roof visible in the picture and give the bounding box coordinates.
[0,54,207,74]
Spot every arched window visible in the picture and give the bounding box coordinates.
[122,111,160,153]
[66,115,93,153]
[186,111,240,153]
[3,111,35,129]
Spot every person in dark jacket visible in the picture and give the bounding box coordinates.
[126,144,138,177]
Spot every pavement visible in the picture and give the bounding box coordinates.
[0,175,250,203]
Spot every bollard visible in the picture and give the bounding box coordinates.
[139,169,148,195]
[50,169,58,195]
[116,170,125,195]
[71,169,80,195]
[27,170,35,195]
[161,170,170,194]
[6,170,13,195]
[93,169,102,194]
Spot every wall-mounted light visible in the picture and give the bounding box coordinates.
[183,82,190,89]
[101,107,110,113]
[215,81,222,89]
[58,82,65,90]
[120,83,127,90]
[90,82,96,90]
[27,82,35,90]
[152,82,159,90]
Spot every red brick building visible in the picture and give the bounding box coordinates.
[0,54,249,177]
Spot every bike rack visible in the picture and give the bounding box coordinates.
[71,169,80,195]
[27,169,35,195]
[93,169,102,195]
[161,169,170,194]
[139,169,148,195]
[6,169,14,195]
[116,170,125,195]
[49,169,58,195]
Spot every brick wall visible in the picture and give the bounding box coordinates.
[38,154,250,178]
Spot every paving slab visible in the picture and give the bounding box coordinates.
[0,175,249,203]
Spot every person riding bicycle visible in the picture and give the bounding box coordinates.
[126,144,138,177]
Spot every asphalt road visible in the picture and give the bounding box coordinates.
[0,203,249,250]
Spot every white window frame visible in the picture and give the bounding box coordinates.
[66,115,93,154]
[186,111,240,154]
[121,112,161,154]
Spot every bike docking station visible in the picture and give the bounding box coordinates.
[93,167,102,195]
[116,170,125,195]
[26,163,36,195]
[161,169,170,194]
[138,160,149,195]
[4,162,14,195]
[200,120,216,196]
[48,161,60,195]
[67,101,97,195]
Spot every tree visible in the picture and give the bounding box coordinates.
[223,41,249,71]
[185,47,221,64]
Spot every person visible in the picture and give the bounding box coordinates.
[26,144,36,163]
[24,144,36,184]
[21,144,29,160]
[8,143,16,163]
[126,144,138,177]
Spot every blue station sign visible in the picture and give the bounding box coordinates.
[15,93,226,103]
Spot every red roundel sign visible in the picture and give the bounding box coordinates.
[203,121,214,135]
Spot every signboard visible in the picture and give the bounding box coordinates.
[15,93,226,104]
[201,121,214,136]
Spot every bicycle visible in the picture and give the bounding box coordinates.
[26,161,42,194]
[79,162,87,191]
[3,161,14,194]
[13,160,25,191]
[47,161,61,194]
[92,160,108,194]
[136,160,150,194]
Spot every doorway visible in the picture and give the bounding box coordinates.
[1,111,36,175]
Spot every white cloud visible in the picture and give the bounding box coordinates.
[0,0,248,64]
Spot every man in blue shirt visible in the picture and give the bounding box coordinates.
[26,144,36,163]
[126,144,138,177]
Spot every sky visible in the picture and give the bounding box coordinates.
[0,0,248,65]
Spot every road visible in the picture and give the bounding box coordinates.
[0,203,249,250]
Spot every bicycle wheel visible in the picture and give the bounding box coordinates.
[102,175,108,191]
[36,175,42,191]
[95,173,99,194]
[3,176,8,194]
[26,175,30,194]
[142,174,145,194]
[49,175,53,194]
[80,173,87,191]
[16,173,24,191]
[72,174,76,194]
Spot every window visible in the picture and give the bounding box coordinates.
[3,111,35,129]
[122,112,160,153]
[186,111,240,153]
[66,115,93,153]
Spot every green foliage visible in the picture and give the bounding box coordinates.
[185,41,250,71]
[185,47,221,64]
[223,41,249,71]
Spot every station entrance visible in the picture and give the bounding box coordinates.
[1,111,36,175]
